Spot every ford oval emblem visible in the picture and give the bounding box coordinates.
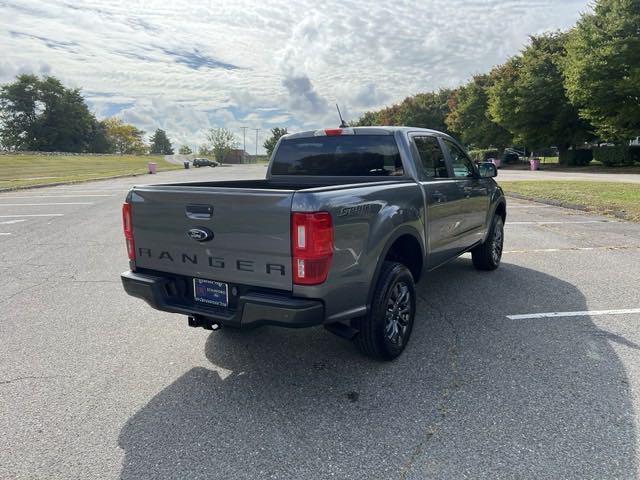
[187,227,214,242]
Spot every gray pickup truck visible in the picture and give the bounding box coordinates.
[121,127,506,360]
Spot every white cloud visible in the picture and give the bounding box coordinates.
[0,0,590,152]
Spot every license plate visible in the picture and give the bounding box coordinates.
[193,278,228,307]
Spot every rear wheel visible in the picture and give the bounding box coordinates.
[355,261,416,360]
[471,214,504,271]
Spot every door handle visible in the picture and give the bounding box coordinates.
[431,191,445,203]
[186,204,213,220]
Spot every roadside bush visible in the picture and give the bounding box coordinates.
[559,149,593,166]
[593,145,635,167]
[629,146,640,164]
[468,149,500,161]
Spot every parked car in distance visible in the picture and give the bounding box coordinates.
[192,158,219,168]
[121,127,506,360]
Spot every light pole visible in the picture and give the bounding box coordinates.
[254,128,261,159]
[240,127,248,163]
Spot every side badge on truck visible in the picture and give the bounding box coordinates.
[187,227,214,242]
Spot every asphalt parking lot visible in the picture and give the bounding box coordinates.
[1,165,639,479]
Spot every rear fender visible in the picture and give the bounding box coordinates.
[482,190,506,243]
[365,226,425,310]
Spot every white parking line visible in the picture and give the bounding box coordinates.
[507,308,640,320]
[508,205,552,209]
[0,233,11,236]
[42,189,122,192]
[504,245,640,253]
[16,190,122,195]
[0,202,94,206]
[0,219,28,225]
[508,220,611,225]
[0,214,64,218]
[0,194,113,198]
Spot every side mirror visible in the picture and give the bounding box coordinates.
[478,162,498,178]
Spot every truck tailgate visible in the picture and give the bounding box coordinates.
[129,186,294,291]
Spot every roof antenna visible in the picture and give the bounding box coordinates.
[336,104,348,128]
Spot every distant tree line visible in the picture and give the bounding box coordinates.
[0,74,174,155]
[353,0,639,159]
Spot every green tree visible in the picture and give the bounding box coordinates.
[178,145,192,155]
[0,74,39,150]
[149,128,174,155]
[563,0,640,140]
[397,90,453,132]
[86,120,113,153]
[351,111,378,126]
[103,118,147,154]
[488,32,592,154]
[197,145,212,157]
[0,74,101,152]
[446,74,512,149]
[352,90,454,133]
[206,128,238,162]
[263,127,288,157]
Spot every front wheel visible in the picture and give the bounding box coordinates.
[471,214,504,271]
[355,262,416,361]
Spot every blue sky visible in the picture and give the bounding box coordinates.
[0,0,591,153]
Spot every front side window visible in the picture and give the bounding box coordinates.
[443,139,475,178]
[413,136,448,178]
[271,135,403,176]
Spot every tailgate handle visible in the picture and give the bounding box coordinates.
[186,204,213,220]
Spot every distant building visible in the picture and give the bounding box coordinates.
[223,149,245,164]
[223,149,259,164]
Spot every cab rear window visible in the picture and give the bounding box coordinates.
[271,135,403,176]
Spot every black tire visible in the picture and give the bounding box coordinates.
[471,214,504,271]
[355,261,416,361]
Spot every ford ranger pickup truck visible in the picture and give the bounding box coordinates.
[121,127,506,360]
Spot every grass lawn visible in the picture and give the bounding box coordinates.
[0,154,181,190]
[537,156,559,164]
[500,181,640,222]
[502,160,640,173]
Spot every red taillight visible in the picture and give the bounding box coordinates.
[122,202,135,260]
[291,212,333,285]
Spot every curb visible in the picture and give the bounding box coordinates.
[505,192,633,222]
[0,171,168,193]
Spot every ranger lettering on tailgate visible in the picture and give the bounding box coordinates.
[136,248,286,275]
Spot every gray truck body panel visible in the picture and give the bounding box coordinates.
[130,186,294,291]
[122,127,505,328]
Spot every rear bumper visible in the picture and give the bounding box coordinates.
[121,270,324,329]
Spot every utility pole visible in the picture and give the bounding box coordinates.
[240,127,248,163]
[254,128,261,158]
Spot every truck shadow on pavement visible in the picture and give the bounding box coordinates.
[118,260,637,479]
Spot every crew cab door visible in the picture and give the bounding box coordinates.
[441,139,490,248]
[410,134,464,268]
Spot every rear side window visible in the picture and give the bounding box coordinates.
[271,135,404,176]
[413,136,448,178]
